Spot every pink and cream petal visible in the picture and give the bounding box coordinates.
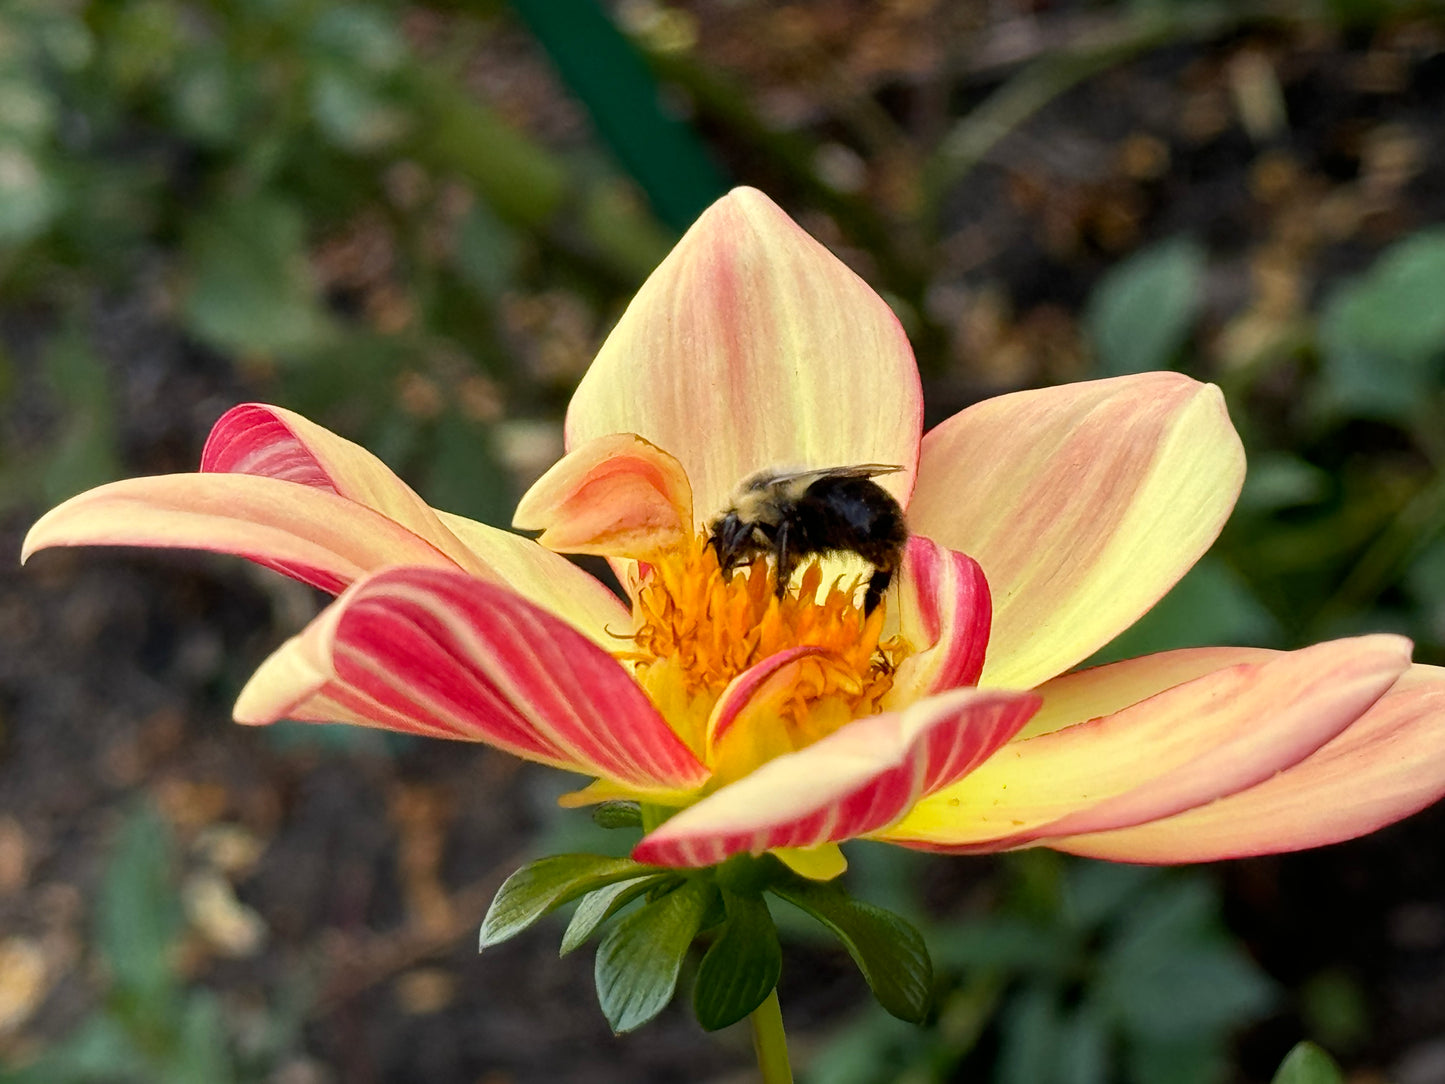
[435,511,630,647]
[513,433,694,560]
[1049,664,1445,862]
[22,473,465,594]
[883,635,1412,852]
[234,567,710,795]
[204,403,487,574]
[908,373,1245,691]
[884,535,991,708]
[565,188,923,523]
[632,687,1041,868]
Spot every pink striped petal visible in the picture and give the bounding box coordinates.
[884,535,990,707]
[22,473,462,595]
[909,373,1245,691]
[214,403,631,638]
[884,635,1412,852]
[234,567,709,794]
[1050,663,1445,862]
[632,687,1040,868]
[565,188,923,525]
[203,403,485,572]
[513,433,694,559]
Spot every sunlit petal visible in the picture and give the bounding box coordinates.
[886,635,1411,850]
[632,687,1040,867]
[235,567,709,795]
[22,473,460,594]
[513,432,694,559]
[204,403,485,572]
[884,535,990,707]
[909,373,1245,690]
[1050,664,1445,862]
[566,187,923,523]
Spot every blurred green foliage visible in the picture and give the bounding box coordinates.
[799,849,1278,1084]
[0,806,304,1084]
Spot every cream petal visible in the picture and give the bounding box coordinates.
[22,473,460,594]
[565,187,923,524]
[1049,664,1445,862]
[204,403,485,573]
[909,373,1245,690]
[884,635,1411,850]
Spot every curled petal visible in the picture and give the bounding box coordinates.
[909,373,1245,690]
[204,403,485,572]
[632,687,1040,868]
[235,567,709,796]
[705,646,831,783]
[513,433,693,560]
[22,473,460,595]
[565,187,923,524]
[884,635,1412,851]
[884,535,990,707]
[1051,663,1445,862]
[436,512,629,647]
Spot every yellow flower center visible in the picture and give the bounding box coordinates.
[614,536,910,781]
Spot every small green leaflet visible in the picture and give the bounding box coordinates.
[773,878,933,1023]
[693,889,782,1031]
[479,854,655,950]
[595,878,717,1033]
[560,874,674,955]
[1271,1042,1344,1084]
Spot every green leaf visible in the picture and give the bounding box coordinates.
[1100,880,1276,1040]
[693,890,782,1031]
[996,985,1062,1084]
[1317,228,1445,419]
[1271,1042,1345,1084]
[97,806,183,1002]
[166,992,235,1084]
[1085,237,1205,376]
[560,874,670,955]
[479,854,654,950]
[181,193,336,357]
[595,877,716,1033]
[1126,1037,1227,1084]
[772,880,933,1023]
[0,1012,150,1084]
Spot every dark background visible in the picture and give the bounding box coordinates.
[2,1,1444,1081]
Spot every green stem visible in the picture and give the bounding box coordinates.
[749,989,794,1084]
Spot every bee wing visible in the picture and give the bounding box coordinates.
[753,463,904,487]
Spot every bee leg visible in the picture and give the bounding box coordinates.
[863,567,894,615]
[772,521,794,600]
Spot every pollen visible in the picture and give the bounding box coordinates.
[616,536,910,758]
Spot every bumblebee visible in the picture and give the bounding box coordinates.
[707,464,908,615]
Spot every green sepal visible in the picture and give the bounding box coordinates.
[595,877,717,1033]
[479,853,654,950]
[592,801,643,829]
[560,873,675,955]
[692,888,782,1032]
[1271,1042,1345,1084]
[772,878,933,1023]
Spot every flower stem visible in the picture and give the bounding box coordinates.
[750,989,793,1084]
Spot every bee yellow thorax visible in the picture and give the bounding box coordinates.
[615,536,909,771]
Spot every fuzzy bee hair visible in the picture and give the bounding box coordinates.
[707,463,908,615]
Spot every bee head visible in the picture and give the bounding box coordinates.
[707,510,754,570]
